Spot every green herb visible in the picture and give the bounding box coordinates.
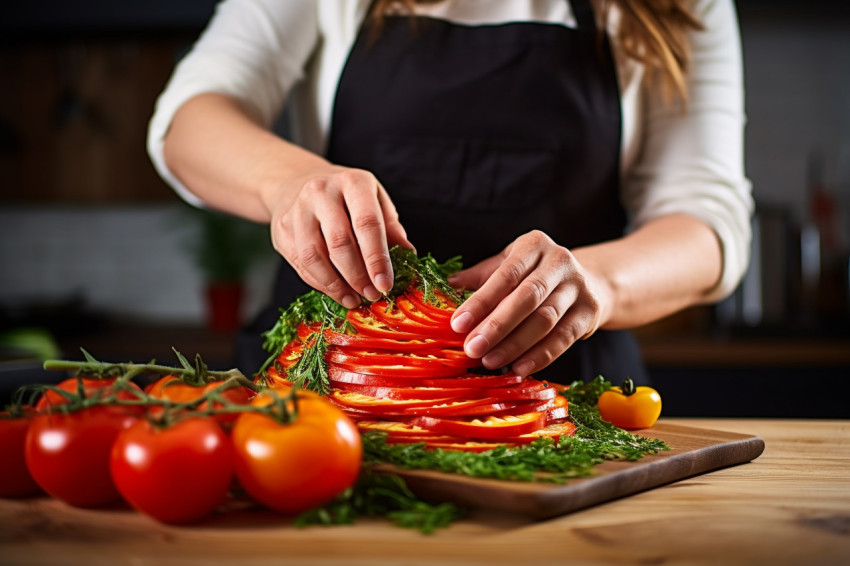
[285,328,332,395]
[257,290,351,380]
[294,471,464,534]
[388,246,464,305]
[361,377,668,483]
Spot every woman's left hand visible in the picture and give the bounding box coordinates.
[447,230,611,377]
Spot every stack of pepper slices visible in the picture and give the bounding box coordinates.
[261,287,575,452]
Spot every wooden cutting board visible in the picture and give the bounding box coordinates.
[375,422,765,519]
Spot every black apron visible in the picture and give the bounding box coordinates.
[239,0,647,385]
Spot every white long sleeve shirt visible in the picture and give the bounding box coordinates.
[147,0,753,301]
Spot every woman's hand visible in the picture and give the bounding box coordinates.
[448,231,612,377]
[266,165,413,309]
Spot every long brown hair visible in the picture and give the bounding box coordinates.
[369,0,704,102]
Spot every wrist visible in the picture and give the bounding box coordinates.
[572,247,618,331]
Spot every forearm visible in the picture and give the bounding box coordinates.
[573,214,723,330]
[163,92,328,222]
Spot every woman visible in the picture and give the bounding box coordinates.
[148,0,752,382]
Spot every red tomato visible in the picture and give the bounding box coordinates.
[145,375,253,423]
[0,411,42,497]
[36,376,143,411]
[25,406,139,507]
[110,417,233,524]
[231,390,362,514]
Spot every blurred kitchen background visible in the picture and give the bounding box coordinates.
[1,1,848,417]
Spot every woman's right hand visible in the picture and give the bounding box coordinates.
[266,165,413,309]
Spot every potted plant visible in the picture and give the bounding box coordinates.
[183,208,271,333]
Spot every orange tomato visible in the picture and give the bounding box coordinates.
[145,375,253,423]
[230,388,362,514]
[597,379,662,430]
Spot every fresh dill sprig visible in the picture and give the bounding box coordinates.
[294,471,465,534]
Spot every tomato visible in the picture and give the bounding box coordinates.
[36,376,143,410]
[231,389,362,514]
[597,378,662,429]
[25,406,139,507]
[0,411,42,498]
[145,375,253,423]
[412,412,546,440]
[110,417,233,524]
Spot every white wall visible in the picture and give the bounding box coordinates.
[0,205,277,323]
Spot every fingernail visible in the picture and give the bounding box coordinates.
[375,273,392,293]
[482,350,505,368]
[451,311,474,334]
[363,285,381,301]
[465,335,490,359]
[513,359,535,377]
[341,295,360,309]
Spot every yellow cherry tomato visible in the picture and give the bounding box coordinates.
[597,378,662,430]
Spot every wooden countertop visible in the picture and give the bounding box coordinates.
[1,418,848,566]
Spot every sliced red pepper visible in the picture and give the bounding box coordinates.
[546,406,569,423]
[401,398,508,417]
[485,381,557,401]
[502,421,577,444]
[326,359,466,379]
[330,391,454,415]
[323,330,451,352]
[369,300,460,340]
[422,373,524,388]
[411,412,546,440]
[396,294,444,324]
[325,347,479,369]
[408,289,457,320]
[333,382,481,401]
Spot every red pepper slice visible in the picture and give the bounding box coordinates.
[411,412,546,440]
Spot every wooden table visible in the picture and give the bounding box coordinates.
[1,419,848,566]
